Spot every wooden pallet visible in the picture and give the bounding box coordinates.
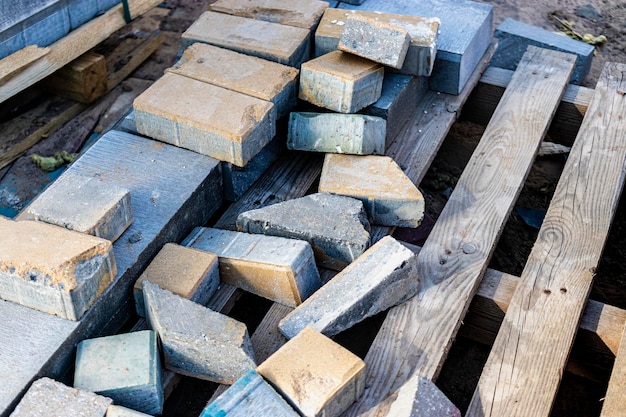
[174,45,626,416]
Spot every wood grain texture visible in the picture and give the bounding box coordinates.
[41,51,108,103]
[343,47,576,417]
[601,324,626,416]
[0,0,161,104]
[467,62,626,417]
[0,45,49,85]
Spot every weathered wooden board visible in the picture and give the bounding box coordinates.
[0,130,223,416]
[343,47,576,416]
[601,324,626,416]
[467,62,626,417]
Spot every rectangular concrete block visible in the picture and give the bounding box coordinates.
[340,0,493,94]
[299,50,383,113]
[287,112,385,155]
[133,72,276,167]
[133,242,219,317]
[0,217,116,321]
[279,236,418,339]
[10,377,112,417]
[20,172,133,242]
[74,330,163,415]
[181,11,311,68]
[106,404,152,417]
[363,72,428,145]
[491,18,594,84]
[319,154,425,227]
[143,281,256,384]
[236,193,371,271]
[201,369,299,417]
[339,14,410,69]
[315,8,440,76]
[185,227,322,307]
[257,327,366,417]
[222,134,285,202]
[209,0,329,30]
[167,43,299,119]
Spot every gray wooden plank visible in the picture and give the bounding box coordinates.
[343,47,576,416]
[601,324,626,417]
[0,130,223,416]
[467,61,626,417]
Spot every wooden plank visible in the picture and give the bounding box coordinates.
[0,130,223,416]
[601,324,626,416]
[105,30,164,90]
[0,0,161,104]
[41,52,108,103]
[465,66,594,144]
[0,45,49,86]
[467,62,626,417]
[343,47,576,416]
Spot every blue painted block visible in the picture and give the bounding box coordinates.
[74,330,163,415]
[68,0,99,30]
[491,18,594,85]
[201,370,299,417]
[339,0,493,94]
[21,4,70,49]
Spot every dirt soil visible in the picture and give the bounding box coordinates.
[86,0,626,416]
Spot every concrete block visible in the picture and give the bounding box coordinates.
[299,50,383,113]
[22,5,70,53]
[287,112,385,155]
[20,172,133,242]
[143,281,256,384]
[0,217,116,321]
[257,327,366,417]
[222,134,285,202]
[236,192,371,271]
[67,0,98,29]
[319,154,425,227]
[279,236,418,339]
[167,43,299,119]
[339,14,410,69]
[133,243,219,317]
[184,228,321,307]
[74,330,163,415]
[315,8,440,76]
[209,0,329,30]
[491,18,594,85]
[201,369,299,417]
[382,375,461,417]
[362,73,428,145]
[340,0,493,94]
[133,72,276,167]
[181,11,311,68]
[10,377,112,417]
[106,405,152,417]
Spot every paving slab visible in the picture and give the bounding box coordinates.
[183,227,321,307]
[10,377,111,417]
[181,11,311,67]
[299,50,383,113]
[491,18,594,84]
[287,112,385,155]
[143,281,256,384]
[340,0,493,94]
[167,43,299,119]
[279,236,418,339]
[20,171,133,242]
[74,330,163,415]
[236,192,371,270]
[315,8,440,76]
[319,154,425,227]
[134,72,276,167]
[0,217,116,320]
[133,242,219,317]
[257,327,366,417]
[209,0,328,30]
[0,130,222,416]
[106,405,152,417]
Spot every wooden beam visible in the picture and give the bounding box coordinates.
[41,52,108,103]
[465,66,594,145]
[0,0,161,104]
[467,62,626,417]
[0,46,49,86]
[601,324,626,416]
[344,47,576,416]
